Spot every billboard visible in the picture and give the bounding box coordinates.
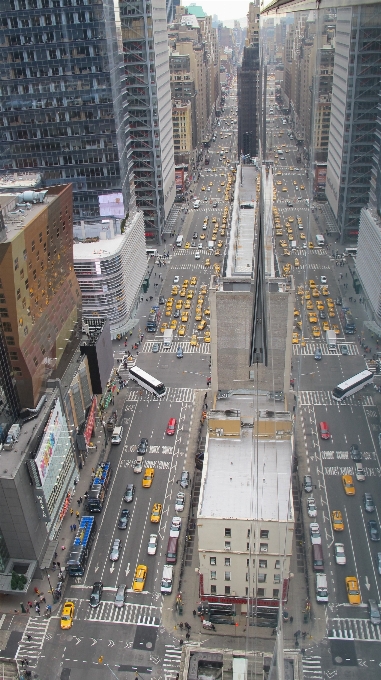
[35,400,64,487]
[99,193,125,218]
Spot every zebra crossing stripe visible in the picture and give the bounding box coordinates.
[302,655,323,679]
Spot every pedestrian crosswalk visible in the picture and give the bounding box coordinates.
[301,655,323,679]
[125,386,195,404]
[299,263,331,270]
[163,644,183,680]
[143,340,211,354]
[293,342,359,356]
[328,617,381,641]
[16,616,51,668]
[173,249,211,257]
[298,390,374,406]
[289,248,327,256]
[87,601,160,627]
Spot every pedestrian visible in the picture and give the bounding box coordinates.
[21,660,25,668]
[73,524,76,531]
[70,508,74,516]
[294,639,299,648]
[302,631,307,640]
[179,639,183,646]
[70,524,73,532]
[76,511,80,519]
[193,609,197,617]
[186,632,190,640]
[61,545,66,551]
[179,622,183,630]
[272,627,277,635]
[27,601,33,609]
[35,604,40,615]
[289,616,293,624]
[26,634,32,641]
[77,498,81,507]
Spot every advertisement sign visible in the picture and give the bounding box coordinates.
[35,400,63,487]
[99,193,125,218]
[84,396,97,445]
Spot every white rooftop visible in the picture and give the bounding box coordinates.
[199,433,293,522]
[73,234,125,261]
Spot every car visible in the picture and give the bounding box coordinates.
[60,601,75,629]
[118,508,130,529]
[204,333,211,343]
[314,347,322,361]
[159,296,165,305]
[319,310,326,320]
[133,457,143,474]
[114,583,127,607]
[201,186,206,191]
[319,422,330,440]
[369,520,380,541]
[137,438,149,455]
[178,325,186,336]
[294,258,300,267]
[170,516,182,536]
[148,534,158,556]
[185,242,190,249]
[349,444,362,461]
[307,497,317,517]
[176,345,183,359]
[331,510,344,531]
[193,233,198,240]
[150,503,162,523]
[213,202,218,207]
[170,320,178,330]
[205,258,211,267]
[346,576,361,605]
[195,251,201,259]
[198,319,207,331]
[124,484,135,503]
[342,474,355,496]
[363,493,375,512]
[180,470,190,488]
[184,300,191,310]
[190,334,198,346]
[89,582,103,608]
[173,276,180,284]
[175,492,185,512]
[310,522,322,545]
[132,564,147,592]
[322,321,329,332]
[109,538,122,561]
[368,599,381,625]
[166,418,177,436]
[304,475,313,492]
[320,276,327,285]
[334,543,346,565]
[340,344,349,355]
[376,552,381,575]
[308,313,318,323]
[312,326,320,338]
[142,468,154,488]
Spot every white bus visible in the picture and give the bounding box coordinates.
[345,247,358,257]
[332,370,373,402]
[146,248,158,257]
[176,235,184,247]
[129,366,166,397]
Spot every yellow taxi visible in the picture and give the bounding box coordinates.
[294,309,300,317]
[214,264,221,274]
[180,288,186,297]
[212,217,217,223]
[160,322,168,333]
[190,277,197,286]
[142,468,154,488]
[211,234,217,241]
[170,320,177,330]
[190,334,198,346]
[276,230,283,237]
[332,325,340,334]
[297,217,303,224]
[292,333,299,344]
[289,166,294,171]
[181,311,189,322]
[182,280,189,288]
[329,309,336,318]
[133,564,147,592]
[220,181,225,187]
[342,474,355,496]
[217,240,223,248]
[312,288,320,298]
[300,185,305,190]
[215,249,220,256]
[288,233,293,241]
[204,217,209,224]
[60,601,75,630]
[331,510,344,531]
[322,321,330,332]
[276,171,282,176]
[283,249,291,256]
[217,188,221,192]
[308,241,314,249]
[184,300,191,310]
[150,503,162,523]
[209,181,213,187]
[308,313,318,323]
[204,331,211,343]
[204,308,210,317]
[322,287,329,296]
[304,291,311,300]
[165,307,172,317]
[306,300,314,310]
[293,180,297,186]
[276,180,282,186]
[198,319,207,331]
[282,187,288,192]
[300,233,306,240]
[345,576,361,605]
[176,299,183,310]
[200,233,206,240]
[288,216,294,223]
[205,258,211,267]
[197,297,203,306]
[280,240,287,248]
[283,264,291,274]
[166,297,174,307]
[201,186,206,191]
[309,280,316,289]
[200,285,207,295]
[312,326,321,338]
[185,242,190,249]
[195,310,202,321]
[171,286,179,296]
[187,290,194,300]
[316,301,325,311]
[178,325,186,336]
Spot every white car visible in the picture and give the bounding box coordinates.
[175,492,185,513]
[148,534,158,556]
[310,522,322,545]
[202,224,207,230]
[170,517,182,537]
[334,543,346,565]
[320,276,327,285]
[133,456,143,474]
[173,276,180,284]
[307,497,317,518]
[198,243,203,249]
[195,252,200,260]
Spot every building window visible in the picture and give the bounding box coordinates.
[259,560,267,569]
[210,571,216,580]
[6,336,15,346]
[273,589,280,598]
[260,530,269,539]
[0,308,9,318]
[225,586,231,595]
[275,560,281,569]
[224,558,230,567]
[2,322,11,332]
[33,356,38,366]
[247,529,250,537]
[14,257,19,271]
[225,528,231,537]
[211,585,217,594]
[246,572,249,581]
[260,544,268,553]
[258,573,267,583]
[274,574,281,584]
[225,541,231,551]
[210,557,216,565]
[247,559,250,567]
[224,572,231,581]
[247,542,250,550]
[245,587,248,596]
[257,588,265,597]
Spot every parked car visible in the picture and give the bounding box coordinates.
[307,497,317,518]
[304,475,313,493]
[310,522,322,545]
[170,517,182,537]
[175,492,185,512]
[368,520,380,541]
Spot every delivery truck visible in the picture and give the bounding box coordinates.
[163,329,173,349]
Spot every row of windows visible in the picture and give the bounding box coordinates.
[210,585,280,598]
[8,0,91,9]
[210,557,281,568]
[210,571,281,584]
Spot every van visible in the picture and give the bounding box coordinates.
[193,200,201,209]
[355,462,366,482]
[166,536,179,564]
[161,564,174,594]
[315,234,325,247]
[315,573,328,603]
[312,544,324,572]
[176,235,184,247]
[111,426,123,445]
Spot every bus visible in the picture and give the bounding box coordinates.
[129,365,166,397]
[66,516,96,576]
[332,370,373,402]
[343,310,356,334]
[146,248,158,257]
[345,247,357,257]
[176,235,184,247]
[86,461,112,513]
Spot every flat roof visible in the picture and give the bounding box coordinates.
[226,165,257,277]
[0,172,41,190]
[1,193,56,241]
[73,233,125,261]
[199,434,293,522]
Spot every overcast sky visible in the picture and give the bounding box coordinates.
[186,1,249,23]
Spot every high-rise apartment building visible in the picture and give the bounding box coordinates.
[0,0,135,220]
[326,5,381,242]
[237,45,259,159]
[0,185,81,409]
[122,0,175,241]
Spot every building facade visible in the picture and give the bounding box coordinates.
[237,45,259,159]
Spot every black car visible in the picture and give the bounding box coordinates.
[319,311,326,320]
[213,201,218,208]
[137,438,149,454]
[159,296,165,305]
[89,581,103,608]
[124,484,136,503]
[193,232,198,240]
[173,309,180,318]
[363,493,375,513]
[118,508,130,529]
[350,444,362,461]
[369,520,380,541]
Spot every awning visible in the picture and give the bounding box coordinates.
[364,320,381,338]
